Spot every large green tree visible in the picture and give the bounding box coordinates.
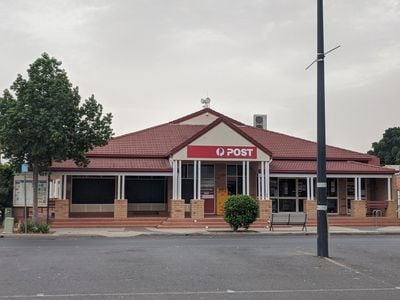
[0,53,113,222]
[368,127,400,165]
[0,164,14,214]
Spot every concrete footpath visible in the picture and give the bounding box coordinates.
[2,225,400,238]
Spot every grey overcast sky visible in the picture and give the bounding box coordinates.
[1,0,399,153]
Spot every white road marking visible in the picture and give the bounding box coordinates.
[1,287,400,298]
[324,257,361,273]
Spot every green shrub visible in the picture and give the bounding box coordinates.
[224,195,258,231]
[18,222,50,234]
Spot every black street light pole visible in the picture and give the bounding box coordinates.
[316,0,329,257]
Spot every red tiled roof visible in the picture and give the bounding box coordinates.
[50,108,385,174]
[241,125,374,162]
[270,160,395,175]
[51,158,171,172]
[87,124,205,157]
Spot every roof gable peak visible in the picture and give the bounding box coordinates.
[170,107,245,126]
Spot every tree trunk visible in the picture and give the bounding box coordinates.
[32,163,39,223]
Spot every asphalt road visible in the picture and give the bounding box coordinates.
[1,235,400,299]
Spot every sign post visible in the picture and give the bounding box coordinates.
[21,163,29,233]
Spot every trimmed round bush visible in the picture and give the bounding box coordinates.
[224,195,259,231]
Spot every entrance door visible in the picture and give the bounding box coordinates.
[201,165,215,214]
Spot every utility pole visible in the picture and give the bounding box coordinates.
[316,0,329,257]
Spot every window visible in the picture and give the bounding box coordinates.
[72,177,115,204]
[227,165,243,195]
[270,178,305,213]
[182,164,194,204]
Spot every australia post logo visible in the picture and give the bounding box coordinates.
[187,145,257,159]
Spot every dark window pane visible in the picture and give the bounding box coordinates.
[237,179,243,195]
[298,179,307,197]
[347,178,355,197]
[327,178,337,197]
[227,179,237,196]
[270,178,278,197]
[125,178,167,204]
[279,199,296,212]
[182,179,194,203]
[227,165,237,176]
[272,199,278,213]
[237,165,243,176]
[201,165,214,178]
[327,199,338,213]
[72,178,115,204]
[298,199,304,212]
[186,165,194,179]
[279,179,296,197]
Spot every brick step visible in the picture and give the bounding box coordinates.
[51,217,167,228]
[55,217,167,222]
[51,223,163,228]
[51,219,166,224]
[157,224,231,229]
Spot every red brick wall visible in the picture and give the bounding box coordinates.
[114,199,127,219]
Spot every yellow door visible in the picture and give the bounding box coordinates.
[216,187,228,216]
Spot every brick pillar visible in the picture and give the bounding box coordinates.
[54,199,70,219]
[258,200,272,220]
[304,200,317,219]
[170,199,185,219]
[351,200,366,218]
[191,199,204,220]
[395,174,400,190]
[386,200,398,218]
[114,199,128,219]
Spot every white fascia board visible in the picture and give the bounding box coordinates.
[270,173,392,179]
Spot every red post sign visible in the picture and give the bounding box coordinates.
[187,145,257,159]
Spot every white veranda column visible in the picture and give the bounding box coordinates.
[387,177,392,200]
[62,175,67,199]
[177,160,182,199]
[260,161,265,199]
[193,161,197,199]
[197,160,201,199]
[117,175,121,199]
[354,177,359,200]
[265,161,270,199]
[246,161,250,196]
[242,161,246,195]
[307,177,311,200]
[172,160,177,199]
[310,177,314,200]
[122,175,125,199]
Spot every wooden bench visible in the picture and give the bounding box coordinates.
[267,212,308,232]
[366,201,388,216]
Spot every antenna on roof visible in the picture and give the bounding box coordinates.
[200,97,211,108]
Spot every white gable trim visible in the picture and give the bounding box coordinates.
[172,122,270,161]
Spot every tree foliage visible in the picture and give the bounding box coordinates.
[0,164,14,213]
[0,53,113,222]
[368,127,400,165]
